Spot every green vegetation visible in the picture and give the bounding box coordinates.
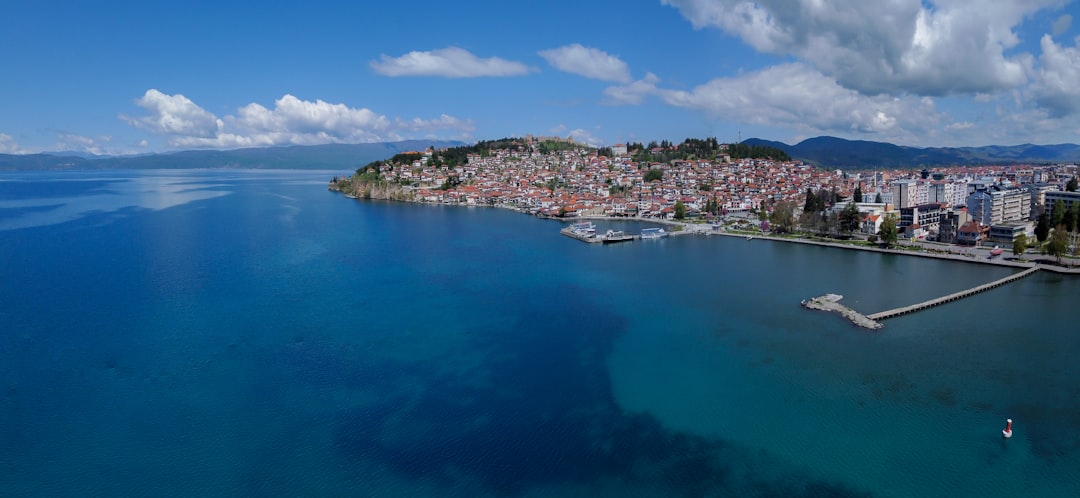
[838,202,861,234]
[674,200,687,220]
[1045,227,1070,261]
[878,213,899,248]
[643,168,664,182]
[768,200,797,233]
[629,137,790,163]
[1013,233,1028,259]
[1067,176,1078,192]
[1035,212,1050,242]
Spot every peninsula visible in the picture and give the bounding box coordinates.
[329,135,1080,271]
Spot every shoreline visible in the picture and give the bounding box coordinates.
[332,192,1080,275]
[567,214,1080,275]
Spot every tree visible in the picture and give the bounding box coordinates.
[878,213,899,248]
[644,168,663,182]
[1067,176,1078,192]
[1035,212,1050,242]
[839,202,861,234]
[803,188,817,213]
[1045,226,1070,261]
[673,199,687,220]
[1051,199,1066,228]
[874,192,883,204]
[854,184,863,203]
[1012,233,1028,259]
[1064,203,1078,233]
[769,200,797,233]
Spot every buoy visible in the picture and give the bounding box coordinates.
[1002,418,1013,439]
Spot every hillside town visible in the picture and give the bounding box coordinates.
[331,136,1080,253]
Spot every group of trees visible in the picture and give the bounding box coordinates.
[623,137,791,163]
[1037,199,1080,261]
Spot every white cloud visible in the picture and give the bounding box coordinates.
[1053,14,1072,36]
[1031,35,1080,117]
[122,90,473,149]
[945,121,976,131]
[538,44,632,83]
[606,64,943,143]
[55,133,112,155]
[662,0,1055,97]
[0,133,25,154]
[370,47,532,78]
[568,128,604,147]
[602,73,661,105]
[120,89,223,138]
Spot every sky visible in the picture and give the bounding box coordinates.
[2,0,1080,155]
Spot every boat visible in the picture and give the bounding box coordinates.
[989,246,1004,257]
[601,229,634,244]
[640,227,668,239]
[569,221,596,237]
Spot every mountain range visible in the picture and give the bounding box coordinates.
[743,136,1080,169]
[3,136,1079,171]
[0,140,464,171]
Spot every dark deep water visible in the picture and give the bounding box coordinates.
[1,170,1077,497]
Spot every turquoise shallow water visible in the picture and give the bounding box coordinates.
[1,170,1078,496]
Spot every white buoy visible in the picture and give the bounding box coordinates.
[1002,418,1013,439]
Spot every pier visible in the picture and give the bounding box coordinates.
[867,267,1039,321]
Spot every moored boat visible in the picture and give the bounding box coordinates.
[640,227,668,239]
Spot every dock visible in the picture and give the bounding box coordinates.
[867,267,1039,321]
[561,227,602,243]
[804,266,1040,329]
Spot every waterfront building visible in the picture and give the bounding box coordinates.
[1026,183,1059,217]
[898,203,946,234]
[988,221,1035,244]
[957,221,986,245]
[938,210,972,244]
[890,179,920,209]
[1045,190,1080,220]
[965,185,1031,226]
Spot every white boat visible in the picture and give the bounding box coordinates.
[602,229,634,244]
[569,221,596,237]
[640,227,668,239]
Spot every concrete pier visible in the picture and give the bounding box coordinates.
[867,267,1039,321]
[801,294,883,330]
[560,227,602,243]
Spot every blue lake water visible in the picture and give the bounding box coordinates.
[1,169,1078,496]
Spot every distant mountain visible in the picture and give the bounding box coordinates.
[742,136,1080,169]
[0,140,465,171]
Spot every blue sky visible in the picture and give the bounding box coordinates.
[2,0,1080,155]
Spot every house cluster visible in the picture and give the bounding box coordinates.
[382,139,845,219]
[371,137,1080,247]
[832,167,1080,246]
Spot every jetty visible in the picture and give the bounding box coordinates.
[561,226,602,243]
[804,267,1039,329]
[867,267,1039,321]
[801,294,883,330]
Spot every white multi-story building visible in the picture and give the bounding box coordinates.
[1045,190,1080,219]
[966,186,1031,225]
[890,179,920,209]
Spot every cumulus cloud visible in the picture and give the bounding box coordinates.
[661,0,1054,97]
[120,89,223,138]
[606,64,943,143]
[1031,35,1080,117]
[370,47,532,78]
[0,133,25,154]
[538,44,632,83]
[55,133,112,155]
[602,73,662,105]
[568,128,604,147]
[122,90,473,149]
